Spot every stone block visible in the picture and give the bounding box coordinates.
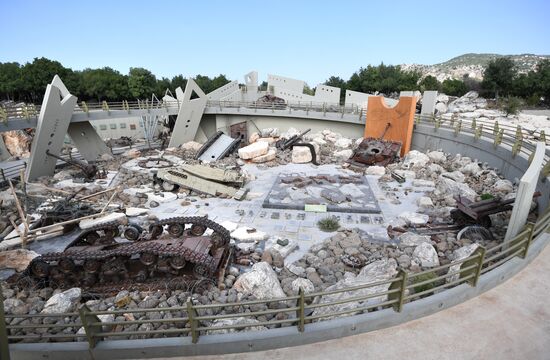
[238,141,269,160]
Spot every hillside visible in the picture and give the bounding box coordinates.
[402,53,550,81]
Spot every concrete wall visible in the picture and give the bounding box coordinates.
[314,85,340,104]
[267,74,305,94]
[207,81,240,101]
[345,89,398,109]
[90,117,157,139]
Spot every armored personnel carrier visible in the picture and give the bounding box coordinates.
[25,216,232,291]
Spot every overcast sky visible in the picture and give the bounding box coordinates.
[1,0,549,85]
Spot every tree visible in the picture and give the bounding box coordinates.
[533,59,550,105]
[346,63,420,95]
[155,77,172,97]
[481,57,516,98]
[170,75,187,92]
[128,67,156,99]
[441,79,468,97]
[20,57,72,102]
[80,67,128,102]
[0,62,22,101]
[303,84,315,96]
[419,75,440,92]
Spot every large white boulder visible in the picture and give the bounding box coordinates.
[427,151,446,163]
[292,146,313,163]
[399,232,431,247]
[493,179,513,193]
[333,149,353,161]
[447,244,479,282]
[0,249,39,272]
[402,150,430,169]
[461,162,483,176]
[312,259,398,318]
[398,211,429,226]
[238,141,269,160]
[435,177,476,201]
[233,262,286,300]
[41,288,82,314]
[181,141,203,152]
[412,243,440,267]
[365,166,386,176]
[291,278,315,295]
[334,137,353,148]
[251,147,277,163]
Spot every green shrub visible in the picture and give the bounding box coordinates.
[480,193,494,200]
[499,96,522,115]
[317,217,340,232]
[411,272,437,293]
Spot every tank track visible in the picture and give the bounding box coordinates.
[23,217,232,291]
[150,216,231,248]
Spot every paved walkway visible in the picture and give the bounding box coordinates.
[156,242,550,360]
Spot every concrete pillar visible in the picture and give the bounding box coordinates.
[52,75,110,161]
[26,84,77,181]
[420,91,438,116]
[168,79,207,148]
[0,135,10,161]
[504,142,546,241]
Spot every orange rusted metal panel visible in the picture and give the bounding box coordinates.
[364,96,417,156]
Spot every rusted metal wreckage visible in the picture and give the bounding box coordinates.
[23,216,233,291]
[347,123,402,168]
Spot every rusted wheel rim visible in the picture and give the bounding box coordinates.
[30,260,49,278]
[169,256,187,270]
[58,258,75,273]
[140,253,157,266]
[167,223,185,237]
[190,224,207,236]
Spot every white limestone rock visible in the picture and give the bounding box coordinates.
[435,102,448,114]
[417,196,434,208]
[399,232,431,247]
[291,278,315,295]
[442,171,466,183]
[427,163,444,175]
[312,259,398,318]
[281,127,300,140]
[461,162,483,176]
[233,262,286,300]
[231,227,269,242]
[80,212,127,230]
[208,317,267,334]
[412,243,440,267]
[260,128,279,138]
[0,249,39,272]
[122,148,141,159]
[333,149,353,161]
[256,137,277,146]
[311,137,327,146]
[447,244,479,282]
[41,288,82,314]
[435,177,476,201]
[493,179,514,193]
[146,192,178,207]
[436,94,449,104]
[248,132,260,144]
[334,137,353,148]
[292,146,313,163]
[402,150,430,169]
[251,147,277,163]
[427,151,446,163]
[398,211,429,226]
[266,238,298,259]
[181,141,203,152]
[365,166,386,176]
[238,141,269,160]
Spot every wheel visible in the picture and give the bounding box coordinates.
[83,231,100,245]
[162,181,177,192]
[104,227,120,239]
[190,224,207,236]
[30,260,49,278]
[84,260,101,273]
[149,224,164,239]
[167,223,185,237]
[169,256,187,270]
[193,264,209,278]
[140,253,157,266]
[210,233,224,249]
[58,258,75,273]
[124,225,142,241]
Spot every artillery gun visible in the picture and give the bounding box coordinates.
[46,150,104,180]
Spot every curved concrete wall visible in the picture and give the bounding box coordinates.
[8,114,550,359]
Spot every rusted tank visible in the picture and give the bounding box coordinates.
[347,137,402,167]
[25,217,232,291]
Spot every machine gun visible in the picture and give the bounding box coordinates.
[46,150,102,180]
[276,128,311,151]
